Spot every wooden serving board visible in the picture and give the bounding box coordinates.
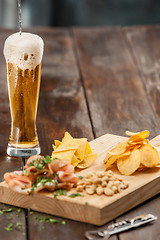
[0,133,160,226]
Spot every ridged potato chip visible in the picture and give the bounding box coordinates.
[117,150,141,176]
[125,130,150,138]
[105,151,131,169]
[127,130,150,142]
[105,130,159,175]
[140,144,159,167]
[108,142,127,155]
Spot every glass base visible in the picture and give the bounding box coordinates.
[7,143,41,158]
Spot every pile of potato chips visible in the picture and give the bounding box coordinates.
[104,130,159,176]
[51,132,97,169]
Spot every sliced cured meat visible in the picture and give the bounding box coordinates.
[57,182,74,190]
[4,171,23,183]
[57,171,78,186]
[24,155,45,169]
[48,159,68,175]
[8,180,58,195]
[4,155,79,195]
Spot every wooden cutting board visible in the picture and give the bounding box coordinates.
[0,133,160,226]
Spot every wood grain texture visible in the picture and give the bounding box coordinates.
[124,25,160,121]
[115,25,160,240]
[1,133,160,227]
[0,28,26,240]
[72,27,159,139]
[31,27,94,156]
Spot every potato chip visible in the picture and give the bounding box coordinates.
[138,164,146,171]
[105,130,159,175]
[128,130,150,142]
[77,153,97,169]
[125,130,150,138]
[140,144,159,167]
[105,151,131,169]
[107,142,127,156]
[117,149,141,175]
[127,139,149,146]
[105,155,117,169]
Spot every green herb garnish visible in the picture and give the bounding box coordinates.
[44,155,52,164]
[38,217,59,223]
[69,193,83,198]
[28,156,52,170]
[25,169,29,177]
[7,214,13,220]
[14,222,22,230]
[78,176,83,179]
[53,189,67,199]
[4,223,13,231]
[0,208,13,214]
[17,208,22,213]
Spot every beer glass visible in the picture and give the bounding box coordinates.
[3,32,44,157]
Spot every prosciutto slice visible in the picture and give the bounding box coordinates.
[4,155,79,194]
[4,172,32,191]
[24,155,45,169]
[49,159,78,185]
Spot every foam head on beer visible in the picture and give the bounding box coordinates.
[4,32,44,70]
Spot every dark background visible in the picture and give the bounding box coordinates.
[0,0,160,28]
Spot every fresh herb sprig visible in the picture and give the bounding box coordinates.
[28,176,58,195]
[28,155,52,170]
[53,189,67,199]
[69,193,83,198]
[0,208,13,214]
[5,223,13,231]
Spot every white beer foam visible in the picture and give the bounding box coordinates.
[4,32,44,70]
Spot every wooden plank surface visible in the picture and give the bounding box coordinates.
[72,27,159,139]
[124,25,160,120]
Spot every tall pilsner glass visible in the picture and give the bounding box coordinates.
[3,32,44,157]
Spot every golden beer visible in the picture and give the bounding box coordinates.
[7,63,41,148]
[4,32,44,157]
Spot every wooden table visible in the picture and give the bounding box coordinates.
[0,25,160,239]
